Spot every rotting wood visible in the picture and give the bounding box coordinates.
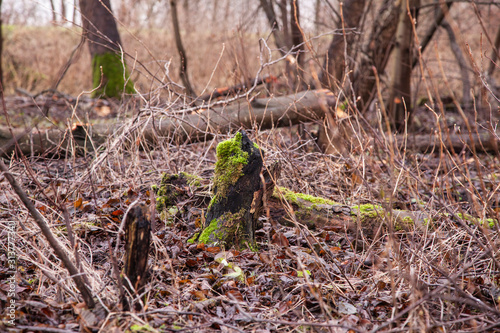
[122,204,151,309]
[194,131,265,249]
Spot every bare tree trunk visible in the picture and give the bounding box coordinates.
[441,19,471,106]
[61,0,66,22]
[388,0,418,131]
[314,0,321,35]
[50,0,57,23]
[290,0,304,67]
[487,23,500,76]
[279,0,289,46]
[259,0,287,56]
[353,0,400,112]
[318,0,365,155]
[170,0,195,96]
[73,0,78,26]
[79,0,134,98]
[321,0,366,89]
[412,1,453,68]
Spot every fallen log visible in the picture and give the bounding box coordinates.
[0,89,335,157]
[1,89,498,157]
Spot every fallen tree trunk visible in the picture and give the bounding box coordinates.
[0,89,335,157]
[1,89,498,157]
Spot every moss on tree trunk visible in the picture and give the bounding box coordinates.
[91,52,135,99]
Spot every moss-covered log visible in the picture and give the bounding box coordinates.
[271,187,426,237]
[195,131,266,249]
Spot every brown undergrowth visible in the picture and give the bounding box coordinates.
[0,90,499,331]
[1,3,500,332]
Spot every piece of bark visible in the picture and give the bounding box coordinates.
[123,205,151,297]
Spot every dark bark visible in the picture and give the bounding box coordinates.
[196,131,268,249]
[170,0,195,96]
[79,0,134,98]
[122,204,151,308]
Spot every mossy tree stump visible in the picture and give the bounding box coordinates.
[196,131,269,249]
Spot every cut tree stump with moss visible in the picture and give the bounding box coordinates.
[194,131,278,250]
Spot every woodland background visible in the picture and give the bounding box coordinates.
[0,0,499,332]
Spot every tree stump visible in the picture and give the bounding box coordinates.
[195,131,274,249]
[122,204,151,308]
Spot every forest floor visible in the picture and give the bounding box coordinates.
[1,93,500,332]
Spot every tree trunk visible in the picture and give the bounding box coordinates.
[259,0,287,56]
[441,19,471,106]
[0,90,336,157]
[79,0,134,98]
[353,0,400,112]
[487,19,500,76]
[412,1,453,69]
[318,0,365,155]
[387,0,418,131]
[170,0,195,96]
[1,90,499,157]
[50,0,57,23]
[321,0,366,89]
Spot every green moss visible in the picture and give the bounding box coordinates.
[455,213,497,228]
[91,52,135,99]
[402,216,414,224]
[277,187,338,207]
[211,132,249,204]
[197,209,249,248]
[187,232,199,244]
[198,219,219,245]
[180,171,202,187]
[351,204,383,218]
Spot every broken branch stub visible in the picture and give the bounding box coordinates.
[122,204,151,307]
[198,131,263,249]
